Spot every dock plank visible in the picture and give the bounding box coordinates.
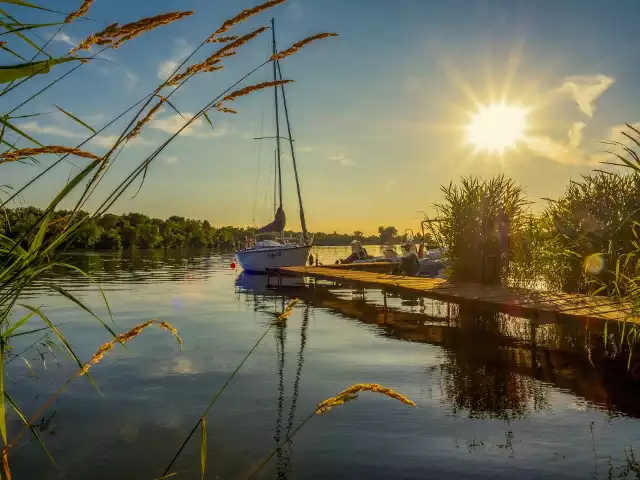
[279,266,639,324]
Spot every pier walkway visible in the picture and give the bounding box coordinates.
[279,265,637,324]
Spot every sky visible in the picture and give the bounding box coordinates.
[3,0,640,235]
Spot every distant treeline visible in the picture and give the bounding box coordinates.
[0,208,423,250]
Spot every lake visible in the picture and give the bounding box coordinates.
[7,247,640,479]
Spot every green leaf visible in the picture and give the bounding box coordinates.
[0,43,27,61]
[4,309,35,337]
[202,111,214,131]
[55,105,95,133]
[0,21,63,35]
[0,116,43,146]
[200,417,206,480]
[0,346,5,445]
[19,304,100,392]
[56,262,114,324]
[5,392,56,466]
[47,283,119,340]
[27,210,51,258]
[0,57,82,84]
[0,0,51,11]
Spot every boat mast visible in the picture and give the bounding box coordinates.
[271,18,283,214]
[277,60,308,241]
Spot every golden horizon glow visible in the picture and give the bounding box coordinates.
[465,103,528,154]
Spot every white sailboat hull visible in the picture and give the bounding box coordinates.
[236,244,311,273]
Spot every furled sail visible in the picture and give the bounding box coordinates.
[256,206,286,233]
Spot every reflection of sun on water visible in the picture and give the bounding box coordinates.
[465,103,528,154]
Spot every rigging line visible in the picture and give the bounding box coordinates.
[251,60,269,227]
[271,18,283,210]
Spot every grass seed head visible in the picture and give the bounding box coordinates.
[271,33,338,61]
[315,383,416,414]
[64,0,95,23]
[206,0,286,42]
[0,146,102,164]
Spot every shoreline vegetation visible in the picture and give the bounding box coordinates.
[2,0,640,477]
[0,208,412,249]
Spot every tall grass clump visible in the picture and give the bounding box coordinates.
[0,0,339,476]
[545,170,640,294]
[430,175,529,285]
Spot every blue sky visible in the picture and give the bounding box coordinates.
[3,0,640,234]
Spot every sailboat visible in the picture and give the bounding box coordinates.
[235,19,312,273]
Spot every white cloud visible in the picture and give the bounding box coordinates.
[157,38,192,80]
[125,72,139,90]
[299,145,315,152]
[167,156,179,163]
[158,60,179,80]
[558,74,615,117]
[568,122,586,149]
[149,112,228,138]
[53,31,75,47]
[89,134,149,148]
[524,122,640,166]
[19,121,84,139]
[327,152,354,166]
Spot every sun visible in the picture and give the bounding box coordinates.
[465,103,528,154]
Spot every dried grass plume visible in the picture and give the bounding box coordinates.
[0,146,102,164]
[79,319,182,377]
[315,383,416,414]
[271,33,338,61]
[70,11,194,53]
[206,0,286,42]
[64,0,95,23]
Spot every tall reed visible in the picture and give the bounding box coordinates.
[431,175,529,285]
[0,0,338,476]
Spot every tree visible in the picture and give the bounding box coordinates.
[378,226,398,244]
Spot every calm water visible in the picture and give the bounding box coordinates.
[7,247,640,479]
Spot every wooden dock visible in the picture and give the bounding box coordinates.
[279,266,637,324]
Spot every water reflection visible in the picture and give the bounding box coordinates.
[237,273,640,420]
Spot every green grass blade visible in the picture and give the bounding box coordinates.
[18,304,100,392]
[27,210,50,257]
[200,417,206,480]
[4,310,35,337]
[0,43,27,61]
[56,262,114,324]
[46,284,119,339]
[0,21,63,35]
[0,57,81,84]
[0,0,52,11]
[4,392,56,466]
[604,321,608,348]
[0,116,43,146]
[202,111,214,131]
[55,105,95,133]
[0,345,5,445]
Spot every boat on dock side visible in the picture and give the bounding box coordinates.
[235,19,311,273]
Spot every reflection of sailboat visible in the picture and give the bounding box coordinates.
[235,19,312,273]
[274,303,310,480]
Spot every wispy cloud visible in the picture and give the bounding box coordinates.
[158,60,179,80]
[20,121,83,140]
[150,112,228,138]
[19,121,149,148]
[53,31,75,47]
[299,145,315,152]
[125,72,140,90]
[327,152,354,166]
[157,38,192,81]
[167,156,179,163]
[558,74,615,117]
